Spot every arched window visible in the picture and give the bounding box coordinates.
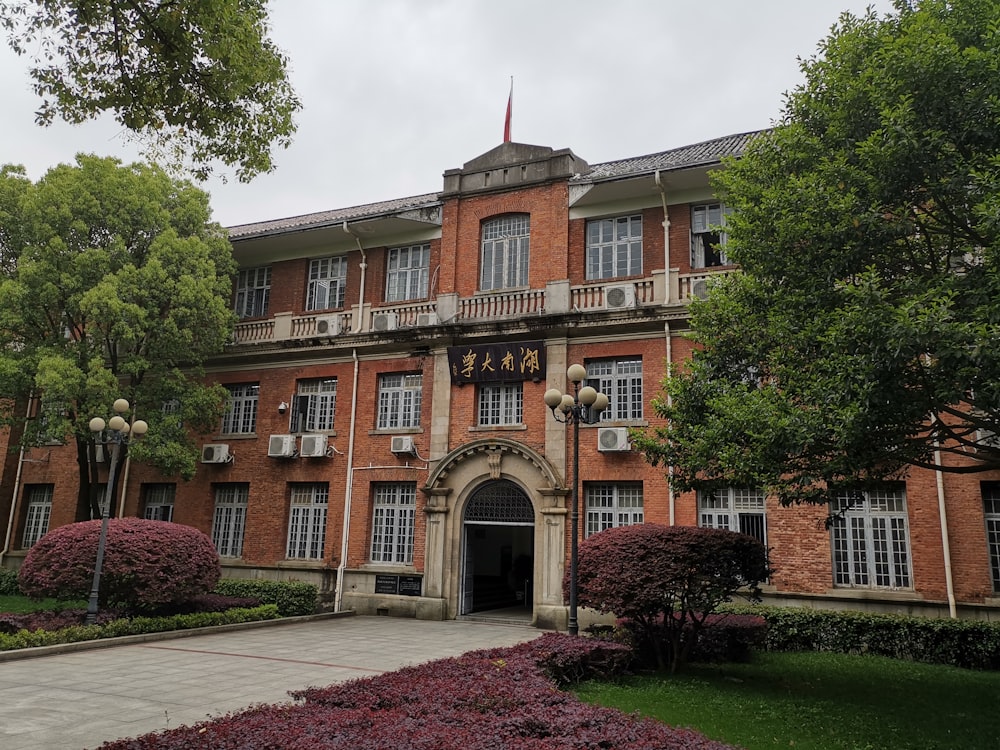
[480,214,529,291]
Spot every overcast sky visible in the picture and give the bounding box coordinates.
[1,0,895,229]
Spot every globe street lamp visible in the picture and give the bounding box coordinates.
[544,363,608,635]
[86,398,147,625]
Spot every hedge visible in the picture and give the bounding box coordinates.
[213,578,318,617]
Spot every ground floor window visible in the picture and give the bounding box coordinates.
[477,383,523,426]
[984,483,1000,592]
[142,483,175,522]
[22,484,52,548]
[287,483,328,560]
[830,484,911,589]
[371,483,416,564]
[585,482,643,536]
[211,484,248,558]
[698,487,767,545]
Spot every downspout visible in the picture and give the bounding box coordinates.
[654,170,671,303]
[665,324,675,526]
[334,348,361,612]
[0,401,31,566]
[934,438,958,618]
[343,222,367,333]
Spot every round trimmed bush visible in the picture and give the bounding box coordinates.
[18,518,221,613]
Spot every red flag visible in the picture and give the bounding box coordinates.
[503,79,512,143]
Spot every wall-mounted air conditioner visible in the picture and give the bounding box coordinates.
[390,435,416,455]
[373,312,399,332]
[202,443,233,464]
[267,434,297,458]
[416,312,439,327]
[299,434,329,458]
[605,284,637,310]
[597,427,630,452]
[315,315,341,336]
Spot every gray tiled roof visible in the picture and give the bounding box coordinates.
[226,130,766,236]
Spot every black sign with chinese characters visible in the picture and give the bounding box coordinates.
[447,341,546,384]
[373,574,423,597]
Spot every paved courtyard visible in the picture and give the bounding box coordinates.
[0,615,543,750]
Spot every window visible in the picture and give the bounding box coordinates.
[830,485,911,589]
[221,383,259,435]
[586,358,643,422]
[377,373,423,429]
[22,485,52,548]
[477,383,523,426]
[287,484,328,560]
[586,215,642,280]
[386,244,430,302]
[307,256,348,311]
[698,488,767,545]
[370,483,416,564]
[481,214,529,290]
[691,203,729,268]
[211,484,248,558]
[586,483,643,536]
[235,266,271,319]
[143,484,176,522]
[984,483,1000,592]
[291,378,337,433]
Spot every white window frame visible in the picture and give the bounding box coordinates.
[307,256,348,311]
[830,485,912,589]
[221,383,259,435]
[287,484,328,560]
[377,373,423,429]
[480,214,530,291]
[585,482,644,536]
[22,485,52,548]
[984,484,1000,592]
[698,488,767,546]
[291,378,337,433]
[586,358,643,422]
[586,214,643,280]
[211,484,248,558]
[370,483,416,564]
[235,266,271,319]
[386,244,430,302]
[143,483,176,522]
[477,383,523,426]
[691,203,729,268]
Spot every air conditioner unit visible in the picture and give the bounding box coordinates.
[597,427,630,452]
[605,284,637,310]
[201,443,232,464]
[315,315,341,336]
[267,434,297,458]
[691,279,710,300]
[299,434,329,458]
[390,435,416,455]
[373,312,399,332]
[416,312,439,327]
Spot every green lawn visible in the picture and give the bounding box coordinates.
[0,594,86,614]
[575,650,1000,750]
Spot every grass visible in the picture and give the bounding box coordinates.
[0,594,86,614]
[575,650,1000,750]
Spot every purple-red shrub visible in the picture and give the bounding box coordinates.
[18,518,221,613]
[574,524,771,672]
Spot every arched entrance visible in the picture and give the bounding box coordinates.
[461,479,534,615]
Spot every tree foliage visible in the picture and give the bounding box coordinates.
[634,0,1000,505]
[574,524,770,672]
[0,0,300,181]
[18,518,221,612]
[0,154,236,518]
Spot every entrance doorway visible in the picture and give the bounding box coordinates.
[461,480,534,615]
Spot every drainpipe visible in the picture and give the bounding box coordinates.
[334,349,361,612]
[343,222,367,333]
[934,439,958,618]
[0,401,31,566]
[654,170,671,303]
[665,324,675,526]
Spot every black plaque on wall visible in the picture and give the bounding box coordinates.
[374,574,399,594]
[398,575,422,597]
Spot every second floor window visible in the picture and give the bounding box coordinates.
[307,256,347,311]
[691,203,729,268]
[386,244,430,302]
[477,383,523,426]
[235,266,271,319]
[481,214,529,291]
[291,378,337,433]
[586,215,642,280]
[143,483,176,522]
[377,373,423,429]
[587,358,643,422]
[221,383,259,435]
[586,482,644,536]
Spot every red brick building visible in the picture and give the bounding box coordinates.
[3,132,999,627]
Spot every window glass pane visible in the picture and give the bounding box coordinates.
[480,215,530,290]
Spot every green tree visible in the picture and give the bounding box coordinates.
[633,0,1000,505]
[0,0,300,182]
[0,154,236,520]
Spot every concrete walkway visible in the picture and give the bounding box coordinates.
[0,615,544,750]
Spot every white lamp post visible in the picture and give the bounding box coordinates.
[544,364,608,635]
[86,399,148,625]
